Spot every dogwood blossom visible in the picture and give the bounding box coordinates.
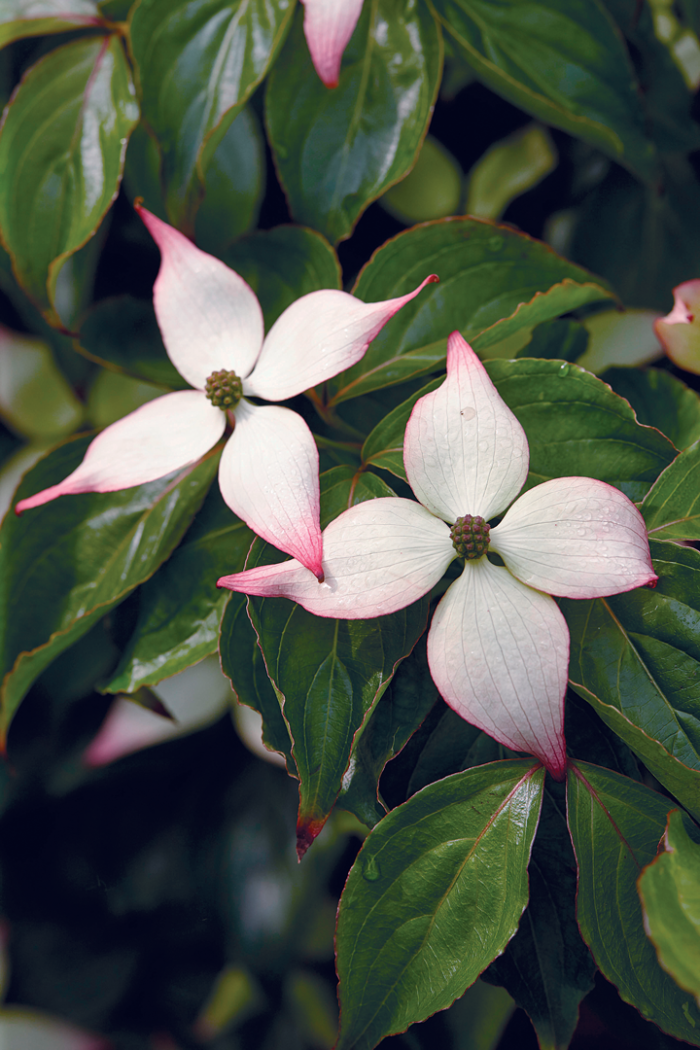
[218,332,657,776]
[301,0,363,87]
[15,207,436,579]
[654,279,700,375]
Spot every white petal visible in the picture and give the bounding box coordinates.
[244,276,439,402]
[138,206,264,389]
[490,476,658,598]
[404,331,529,523]
[217,496,455,618]
[219,400,324,577]
[427,557,568,778]
[301,0,364,87]
[15,391,225,513]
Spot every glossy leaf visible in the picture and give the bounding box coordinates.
[602,366,700,451]
[641,441,700,540]
[129,0,294,232]
[362,359,675,501]
[484,784,596,1050]
[335,761,545,1050]
[220,591,295,772]
[564,539,700,822]
[105,487,254,693]
[223,225,341,331]
[465,124,558,222]
[76,296,186,389]
[406,707,500,797]
[0,0,101,49]
[567,761,700,1043]
[0,437,219,740]
[638,809,700,1003]
[0,35,138,322]
[336,634,439,828]
[194,105,266,257]
[432,0,657,183]
[246,535,429,854]
[327,219,615,405]
[380,136,462,225]
[265,1,441,243]
[516,318,589,363]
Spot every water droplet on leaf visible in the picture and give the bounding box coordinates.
[363,856,380,881]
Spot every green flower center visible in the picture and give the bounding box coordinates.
[205,369,243,410]
[450,514,490,559]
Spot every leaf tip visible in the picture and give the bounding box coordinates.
[296,816,327,860]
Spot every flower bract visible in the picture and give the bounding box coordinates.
[301,0,364,87]
[218,332,657,777]
[654,279,700,375]
[15,207,436,579]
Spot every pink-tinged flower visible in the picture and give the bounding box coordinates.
[301,0,363,87]
[219,332,657,778]
[654,279,700,375]
[15,207,437,579]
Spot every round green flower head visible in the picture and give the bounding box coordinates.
[205,369,243,410]
[450,514,490,559]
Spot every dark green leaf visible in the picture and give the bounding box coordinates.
[223,225,341,331]
[638,809,700,1003]
[265,1,441,243]
[221,591,295,773]
[603,0,700,154]
[564,539,700,821]
[432,0,657,182]
[406,707,500,797]
[194,105,265,257]
[336,634,438,828]
[122,119,168,220]
[601,367,700,451]
[484,784,596,1050]
[129,0,294,232]
[104,487,254,693]
[0,1,101,49]
[567,761,700,1043]
[0,437,219,739]
[0,35,139,322]
[318,465,394,530]
[570,158,700,311]
[335,761,545,1050]
[641,440,700,540]
[362,359,675,500]
[516,318,589,362]
[565,690,641,781]
[76,295,186,388]
[328,219,615,405]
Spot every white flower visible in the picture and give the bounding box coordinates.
[218,332,657,776]
[301,0,364,87]
[16,207,436,579]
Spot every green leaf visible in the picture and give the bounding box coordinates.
[638,809,700,1004]
[223,225,341,332]
[0,328,83,439]
[76,295,186,388]
[265,1,441,243]
[380,136,462,224]
[336,634,439,828]
[335,761,545,1050]
[0,35,138,323]
[0,0,101,49]
[484,784,596,1050]
[515,318,589,363]
[104,486,254,693]
[465,123,558,222]
[567,761,700,1043]
[220,591,295,772]
[362,359,675,500]
[193,105,265,257]
[328,218,615,405]
[318,465,394,530]
[432,0,657,183]
[641,441,700,540]
[0,437,218,739]
[129,0,294,233]
[86,369,161,428]
[602,367,700,451]
[406,707,501,797]
[564,539,700,822]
